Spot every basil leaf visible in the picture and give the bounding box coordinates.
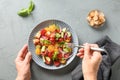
[43,40,51,45]
[52,51,59,61]
[28,0,35,12]
[17,8,29,17]
[17,0,35,17]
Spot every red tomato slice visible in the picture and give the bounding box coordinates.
[54,61,60,67]
[49,37,55,44]
[47,52,53,58]
[45,31,51,37]
[58,38,63,42]
[50,32,55,38]
[55,29,60,33]
[57,53,62,59]
[41,29,47,36]
[64,53,70,59]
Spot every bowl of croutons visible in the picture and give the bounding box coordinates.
[87,10,106,28]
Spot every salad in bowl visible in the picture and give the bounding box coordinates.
[33,24,72,67]
[28,20,78,70]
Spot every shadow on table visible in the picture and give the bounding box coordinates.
[30,56,80,79]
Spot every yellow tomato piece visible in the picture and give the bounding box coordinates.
[60,59,66,64]
[65,40,70,43]
[35,48,41,55]
[55,43,59,48]
[45,27,50,31]
[54,48,58,52]
[49,24,56,32]
[48,45,55,52]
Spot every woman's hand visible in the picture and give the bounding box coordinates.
[77,43,102,80]
[15,44,32,80]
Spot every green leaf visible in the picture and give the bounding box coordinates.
[28,0,35,12]
[63,47,71,53]
[36,45,41,48]
[43,40,51,45]
[52,51,59,61]
[17,8,29,17]
[55,24,60,30]
[55,33,61,40]
[17,0,35,17]
[59,41,65,45]
[63,48,69,53]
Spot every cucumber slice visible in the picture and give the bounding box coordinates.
[62,28,67,32]
[41,46,46,52]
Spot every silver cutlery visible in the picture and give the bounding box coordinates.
[68,43,106,52]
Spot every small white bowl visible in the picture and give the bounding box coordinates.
[87,10,106,28]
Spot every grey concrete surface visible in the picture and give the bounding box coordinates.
[0,0,120,80]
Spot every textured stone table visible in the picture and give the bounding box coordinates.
[0,0,120,80]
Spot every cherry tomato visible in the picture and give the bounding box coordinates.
[58,38,63,42]
[49,37,55,44]
[57,53,62,59]
[50,32,55,38]
[45,31,51,37]
[41,29,47,36]
[54,61,60,67]
[64,53,70,59]
[47,52,53,58]
[55,29,60,33]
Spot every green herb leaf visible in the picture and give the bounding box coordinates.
[36,45,41,48]
[63,48,69,53]
[43,40,51,45]
[59,41,65,45]
[52,51,59,61]
[17,8,29,17]
[17,0,35,17]
[55,33,61,40]
[28,0,35,12]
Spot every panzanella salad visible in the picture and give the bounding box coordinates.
[33,24,72,67]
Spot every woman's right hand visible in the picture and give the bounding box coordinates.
[77,43,102,80]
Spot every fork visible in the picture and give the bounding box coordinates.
[64,43,106,60]
[67,43,106,52]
